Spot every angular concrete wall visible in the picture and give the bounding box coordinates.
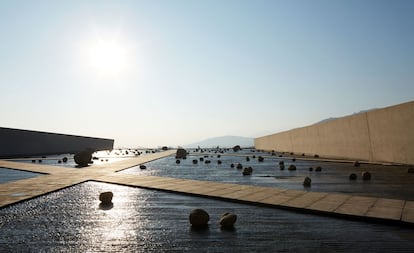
[255,101,414,165]
[0,127,114,158]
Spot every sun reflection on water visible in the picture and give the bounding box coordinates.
[78,183,148,251]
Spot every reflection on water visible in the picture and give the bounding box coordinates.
[76,183,141,251]
[1,181,414,252]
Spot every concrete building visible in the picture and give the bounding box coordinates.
[255,101,414,165]
[0,127,114,158]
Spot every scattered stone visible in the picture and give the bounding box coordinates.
[176,148,187,159]
[217,160,222,165]
[314,154,319,158]
[38,159,42,163]
[217,154,221,158]
[354,161,361,167]
[58,160,62,164]
[220,213,237,228]
[309,167,313,171]
[349,173,357,180]
[258,156,264,162]
[279,161,284,166]
[162,146,168,150]
[139,165,147,169]
[242,167,253,176]
[92,156,99,160]
[230,163,235,168]
[62,157,68,163]
[288,164,296,171]
[192,159,198,164]
[292,158,296,162]
[31,160,36,163]
[302,153,305,156]
[252,155,256,159]
[279,164,285,170]
[233,145,241,152]
[362,171,371,180]
[189,209,209,227]
[199,157,204,162]
[408,167,414,173]
[74,150,93,167]
[315,166,322,172]
[205,160,211,164]
[236,163,243,170]
[303,177,312,187]
[246,156,250,162]
[99,192,113,205]
[176,159,181,164]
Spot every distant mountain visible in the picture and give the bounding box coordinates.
[184,136,254,148]
[314,108,378,125]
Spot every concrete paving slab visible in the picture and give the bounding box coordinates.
[401,201,414,223]
[284,192,328,208]
[334,196,378,216]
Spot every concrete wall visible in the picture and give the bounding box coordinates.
[0,127,114,158]
[255,101,414,165]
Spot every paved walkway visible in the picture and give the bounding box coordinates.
[1,150,413,226]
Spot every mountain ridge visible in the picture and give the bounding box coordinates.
[184,135,254,148]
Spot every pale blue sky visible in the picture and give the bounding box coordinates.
[1,0,413,147]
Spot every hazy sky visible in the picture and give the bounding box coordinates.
[1,0,413,147]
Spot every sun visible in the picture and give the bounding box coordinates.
[88,40,127,76]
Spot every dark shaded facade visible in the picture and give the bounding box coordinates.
[0,127,114,158]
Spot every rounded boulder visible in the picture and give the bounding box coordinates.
[220,213,237,228]
[99,191,113,205]
[74,150,93,167]
[303,177,312,187]
[189,209,210,227]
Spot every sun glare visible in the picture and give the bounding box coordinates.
[88,40,127,76]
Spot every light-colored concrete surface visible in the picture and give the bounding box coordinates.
[255,100,414,165]
[1,149,413,226]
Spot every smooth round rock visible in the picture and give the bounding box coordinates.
[220,213,237,228]
[242,167,253,176]
[99,191,113,205]
[362,171,371,180]
[74,150,93,167]
[303,177,312,187]
[176,148,187,159]
[349,173,357,180]
[189,209,209,227]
